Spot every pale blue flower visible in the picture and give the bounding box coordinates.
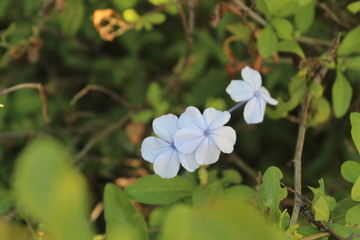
[226,66,278,124]
[141,114,200,178]
[174,107,236,165]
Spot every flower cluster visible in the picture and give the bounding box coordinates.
[141,67,277,178]
[141,107,236,178]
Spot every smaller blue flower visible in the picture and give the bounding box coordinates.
[174,107,236,165]
[141,114,199,179]
[226,66,278,124]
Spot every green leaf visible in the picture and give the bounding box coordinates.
[342,56,360,72]
[351,176,360,201]
[192,181,224,206]
[104,184,149,240]
[123,9,140,23]
[271,18,293,40]
[220,169,242,187]
[159,204,194,240]
[112,0,138,10]
[224,185,256,202]
[277,40,305,59]
[257,25,278,58]
[332,70,353,118]
[125,175,195,204]
[60,0,84,36]
[309,179,336,212]
[0,188,15,215]
[327,222,360,239]
[132,110,154,123]
[338,25,360,56]
[295,1,315,33]
[348,1,360,14]
[279,209,290,231]
[341,161,360,183]
[332,198,358,224]
[351,113,360,154]
[345,203,360,226]
[310,82,323,99]
[313,196,329,221]
[144,13,166,25]
[13,136,93,240]
[226,23,251,41]
[308,96,331,126]
[258,166,287,222]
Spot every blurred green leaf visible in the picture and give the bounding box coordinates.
[226,23,251,40]
[13,136,93,240]
[0,187,15,215]
[328,222,360,239]
[309,82,323,98]
[60,0,85,36]
[341,161,360,183]
[279,209,290,231]
[313,196,329,221]
[192,181,224,206]
[351,176,360,201]
[112,0,138,10]
[258,166,287,222]
[277,40,305,59]
[224,185,256,202]
[123,9,140,23]
[345,203,360,226]
[104,184,149,240]
[220,169,242,187]
[308,96,330,126]
[271,18,293,40]
[351,112,360,154]
[347,1,360,14]
[125,175,195,204]
[132,110,154,123]
[332,70,352,118]
[295,1,315,33]
[338,25,360,56]
[342,56,360,72]
[257,25,278,58]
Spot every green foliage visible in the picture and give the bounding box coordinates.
[13,136,93,240]
[104,184,149,240]
[345,203,360,226]
[308,179,336,222]
[271,18,293,40]
[351,177,360,201]
[347,1,360,14]
[338,25,360,56]
[351,113,360,154]
[257,25,278,58]
[294,1,315,33]
[258,166,287,222]
[59,0,85,36]
[341,161,360,183]
[332,70,353,118]
[277,40,305,59]
[125,174,195,204]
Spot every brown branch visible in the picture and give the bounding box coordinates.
[300,203,345,240]
[70,84,129,107]
[290,68,328,226]
[72,112,131,164]
[280,182,312,204]
[0,83,50,124]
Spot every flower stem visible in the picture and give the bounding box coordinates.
[227,102,245,113]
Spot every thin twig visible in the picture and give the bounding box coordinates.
[318,3,351,29]
[232,0,267,26]
[300,203,345,240]
[72,113,131,164]
[232,0,333,47]
[280,182,312,204]
[0,83,50,123]
[290,68,328,226]
[70,84,129,107]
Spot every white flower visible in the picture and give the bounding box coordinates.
[141,114,200,179]
[226,66,278,124]
[174,107,236,165]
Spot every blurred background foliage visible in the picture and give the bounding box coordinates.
[0,0,360,239]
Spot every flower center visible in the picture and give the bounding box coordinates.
[204,129,210,136]
[254,90,262,98]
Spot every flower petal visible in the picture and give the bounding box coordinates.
[209,126,236,154]
[141,136,172,163]
[174,128,204,154]
[178,106,205,130]
[153,149,180,179]
[195,137,221,165]
[226,80,254,102]
[243,97,266,124]
[203,108,231,130]
[153,114,179,143]
[241,66,262,91]
[178,152,200,172]
[260,87,278,105]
